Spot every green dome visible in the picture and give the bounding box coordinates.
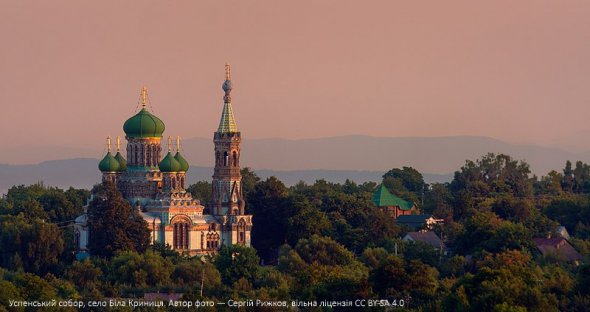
[159,152,181,172]
[98,152,120,172]
[123,108,165,138]
[174,152,189,172]
[114,152,127,171]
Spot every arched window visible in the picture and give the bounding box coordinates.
[173,220,190,250]
[238,219,247,245]
[223,151,229,166]
[233,151,238,166]
[74,230,80,248]
[206,232,220,250]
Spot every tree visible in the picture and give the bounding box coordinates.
[86,182,150,258]
[544,196,590,237]
[248,177,291,261]
[286,196,332,245]
[0,214,64,274]
[382,166,425,204]
[215,244,260,285]
[65,260,102,295]
[370,255,439,305]
[450,154,534,217]
[536,170,563,195]
[39,188,80,222]
[186,181,212,207]
[295,235,355,266]
[562,160,574,193]
[424,183,453,220]
[240,167,260,198]
[108,250,173,287]
[445,252,556,312]
[492,195,534,223]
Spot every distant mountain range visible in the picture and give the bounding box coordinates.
[0,159,452,195]
[2,135,589,194]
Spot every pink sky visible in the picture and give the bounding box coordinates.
[1,0,590,151]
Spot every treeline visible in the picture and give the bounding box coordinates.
[0,153,590,311]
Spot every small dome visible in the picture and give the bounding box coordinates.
[174,152,189,172]
[114,152,127,171]
[159,152,181,172]
[123,108,165,138]
[98,152,120,172]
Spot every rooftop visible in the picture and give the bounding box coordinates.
[372,184,414,210]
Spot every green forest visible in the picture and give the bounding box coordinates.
[1,153,590,311]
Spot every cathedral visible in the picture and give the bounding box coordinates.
[75,65,253,256]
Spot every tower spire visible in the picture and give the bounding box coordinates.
[116,136,121,152]
[176,136,181,152]
[140,86,148,108]
[218,64,238,133]
[106,136,112,153]
[167,136,173,152]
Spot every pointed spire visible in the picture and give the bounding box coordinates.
[218,64,238,133]
[106,136,112,153]
[140,86,148,108]
[176,136,181,152]
[116,136,121,152]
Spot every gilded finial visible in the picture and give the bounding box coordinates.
[168,136,172,152]
[222,64,233,97]
[140,86,148,108]
[116,136,121,152]
[176,136,181,152]
[106,136,112,153]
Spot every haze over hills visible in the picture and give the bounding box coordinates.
[1,135,589,194]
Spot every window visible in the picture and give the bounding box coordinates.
[173,221,190,250]
[238,219,246,245]
[74,230,80,248]
[206,233,220,250]
[223,151,229,166]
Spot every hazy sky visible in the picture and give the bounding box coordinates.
[1,0,590,151]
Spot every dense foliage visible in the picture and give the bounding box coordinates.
[86,182,151,258]
[1,158,590,311]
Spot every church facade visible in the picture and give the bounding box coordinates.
[75,65,252,256]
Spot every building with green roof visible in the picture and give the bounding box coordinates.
[373,184,418,218]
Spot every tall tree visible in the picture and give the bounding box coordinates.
[248,177,291,261]
[86,182,150,258]
[382,166,426,204]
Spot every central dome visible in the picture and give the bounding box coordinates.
[123,108,165,138]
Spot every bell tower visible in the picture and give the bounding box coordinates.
[211,64,245,216]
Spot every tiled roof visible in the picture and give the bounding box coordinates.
[373,184,414,210]
[534,237,582,262]
[404,231,445,249]
[218,102,238,133]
